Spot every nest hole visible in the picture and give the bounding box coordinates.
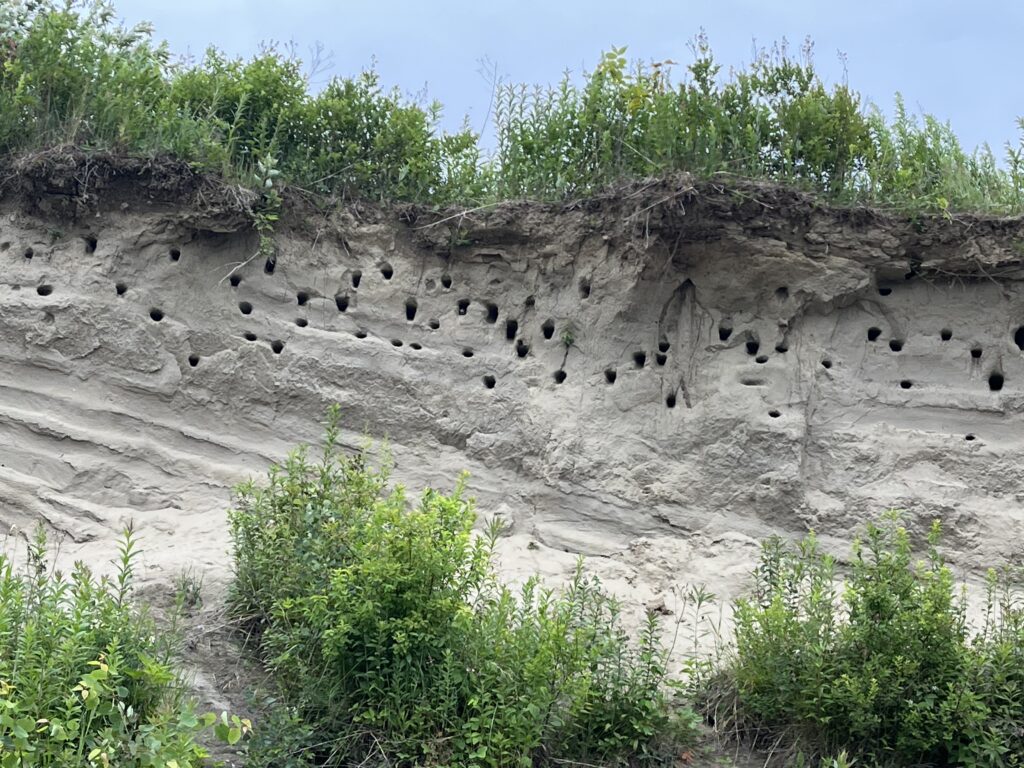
[115,282,127,296]
[889,339,904,352]
[238,301,253,315]
[229,274,242,287]
[579,278,591,299]
[36,284,52,296]
[867,327,882,342]
[553,369,567,384]
[149,308,164,322]
[505,319,519,340]
[380,263,393,280]
[718,324,733,341]
[428,318,440,330]
[169,248,181,262]
[941,329,953,341]
[84,236,97,254]
[768,410,781,418]
[335,295,349,312]
[354,330,368,339]
[525,296,536,308]
[605,368,617,384]
[188,354,199,367]
[441,273,452,289]
[462,348,474,358]
[755,355,768,364]
[541,319,555,339]
[1015,326,1024,350]
[263,255,276,274]
[821,359,833,369]
[516,340,530,358]
[633,350,647,368]
[296,291,310,306]
[270,340,285,354]
[351,270,362,288]
[900,379,913,389]
[457,298,470,315]
[243,331,257,341]
[775,343,789,353]
[971,347,983,359]
[665,393,677,408]
[482,375,496,389]
[405,298,417,321]
[485,302,499,324]
[655,353,667,366]
[774,286,789,301]
[658,340,671,353]
[410,342,422,350]
[989,372,1005,391]
[745,339,760,355]
[295,318,308,327]
[24,247,33,260]
[391,339,403,347]
[878,287,892,296]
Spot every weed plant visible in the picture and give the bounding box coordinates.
[701,514,1024,767]
[228,407,696,767]
[2,2,1024,214]
[0,525,243,766]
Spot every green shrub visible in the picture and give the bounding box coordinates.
[705,514,1024,767]
[0,525,240,766]
[228,407,696,766]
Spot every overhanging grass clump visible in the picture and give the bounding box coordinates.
[700,515,1024,767]
[3,2,1024,212]
[0,526,241,766]
[227,407,697,767]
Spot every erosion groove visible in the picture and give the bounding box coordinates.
[4,160,1024,593]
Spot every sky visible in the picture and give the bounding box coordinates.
[115,0,1022,156]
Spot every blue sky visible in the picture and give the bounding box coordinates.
[116,0,1021,156]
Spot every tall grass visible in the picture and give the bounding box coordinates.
[2,1,1023,213]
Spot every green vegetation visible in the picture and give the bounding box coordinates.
[701,514,1024,767]
[3,2,1024,214]
[227,408,695,767]
[0,525,245,767]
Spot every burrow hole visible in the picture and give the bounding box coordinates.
[243,331,257,341]
[297,291,310,306]
[579,278,591,299]
[405,298,418,321]
[658,340,671,353]
[821,359,833,369]
[867,327,882,342]
[605,368,617,384]
[36,284,52,296]
[115,282,127,296]
[351,270,362,288]
[553,370,567,384]
[483,375,496,389]
[965,433,976,441]
[188,354,199,367]
[718,322,733,341]
[941,329,953,341]
[1015,326,1024,350]
[633,351,647,368]
[516,340,530,358]
[745,338,760,356]
[485,302,499,324]
[462,348,474,358]
[335,295,349,312]
[889,339,904,352]
[768,410,781,418]
[354,330,368,339]
[655,353,667,366]
[84,236,97,254]
[900,380,913,389]
[457,298,470,315]
[391,339,403,347]
[441,273,453,289]
[24,247,33,260]
[264,255,276,274]
[271,340,285,354]
[229,274,242,287]
[775,343,789,353]
[410,342,422,350]
[541,319,555,340]
[665,392,677,408]
[989,372,1005,391]
[380,263,393,280]
[295,318,308,327]
[971,347,983,359]
[878,287,892,296]
[169,248,181,262]
[238,301,253,315]
[755,355,768,364]
[149,308,164,322]
[429,318,440,330]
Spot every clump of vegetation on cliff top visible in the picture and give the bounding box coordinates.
[3,0,1024,214]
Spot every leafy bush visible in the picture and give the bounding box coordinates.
[0,525,241,767]
[3,2,1024,213]
[228,407,696,767]
[703,514,1024,767]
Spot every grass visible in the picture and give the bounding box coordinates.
[2,2,1024,216]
